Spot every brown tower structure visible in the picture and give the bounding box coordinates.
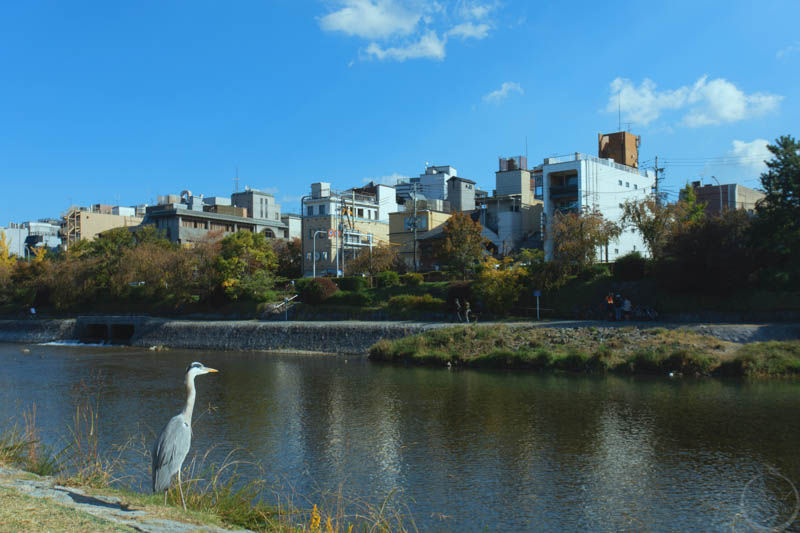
[598,131,640,168]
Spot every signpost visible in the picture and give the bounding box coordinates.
[533,290,542,321]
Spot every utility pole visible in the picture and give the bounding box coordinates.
[653,156,664,205]
[412,183,418,272]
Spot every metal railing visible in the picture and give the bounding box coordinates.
[544,153,650,177]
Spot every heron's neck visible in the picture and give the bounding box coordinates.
[182,374,197,422]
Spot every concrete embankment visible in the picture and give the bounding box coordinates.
[0,317,447,354]
[0,317,798,354]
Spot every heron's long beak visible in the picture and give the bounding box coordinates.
[206,367,218,373]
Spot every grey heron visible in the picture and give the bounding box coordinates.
[152,361,218,510]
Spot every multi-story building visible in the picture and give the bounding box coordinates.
[301,181,399,276]
[232,187,282,222]
[0,224,29,257]
[281,213,302,241]
[24,220,61,253]
[389,204,453,270]
[683,181,765,215]
[143,190,288,244]
[396,165,458,202]
[473,157,544,255]
[540,131,651,261]
[61,206,144,250]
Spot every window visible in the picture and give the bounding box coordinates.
[614,248,619,255]
[322,251,328,260]
[319,205,326,215]
[633,184,638,190]
[307,206,313,216]
[618,180,623,186]
[306,252,311,260]
[625,182,630,188]
[633,245,637,251]
[357,208,364,218]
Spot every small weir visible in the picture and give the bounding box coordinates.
[77,317,142,344]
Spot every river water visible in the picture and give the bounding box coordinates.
[1,342,799,532]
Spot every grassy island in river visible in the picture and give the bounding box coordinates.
[369,325,800,377]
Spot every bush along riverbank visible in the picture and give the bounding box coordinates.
[368,325,800,377]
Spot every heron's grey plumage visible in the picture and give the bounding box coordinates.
[151,361,217,509]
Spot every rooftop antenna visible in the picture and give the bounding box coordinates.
[234,165,239,193]
[525,136,528,164]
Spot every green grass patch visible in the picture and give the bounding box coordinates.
[370,325,800,378]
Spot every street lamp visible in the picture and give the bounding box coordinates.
[312,230,327,278]
[710,175,723,213]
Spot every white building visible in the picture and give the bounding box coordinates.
[539,153,651,261]
[396,165,457,202]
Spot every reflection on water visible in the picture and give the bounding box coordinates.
[1,342,799,532]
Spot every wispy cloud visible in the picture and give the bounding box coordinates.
[364,30,446,61]
[318,0,420,39]
[777,41,800,59]
[447,22,490,40]
[483,81,523,103]
[607,76,782,127]
[319,0,498,62]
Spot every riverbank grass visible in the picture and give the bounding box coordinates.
[369,325,800,377]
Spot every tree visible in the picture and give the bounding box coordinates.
[661,208,755,292]
[752,135,800,286]
[550,208,620,269]
[437,212,488,279]
[345,243,398,277]
[214,231,278,301]
[272,237,303,279]
[678,183,706,225]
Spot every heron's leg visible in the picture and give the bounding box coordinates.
[177,468,187,511]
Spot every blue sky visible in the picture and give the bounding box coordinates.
[2,0,798,224]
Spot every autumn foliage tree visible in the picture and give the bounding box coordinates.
[345,243,398,277]
[437,212,488,279]
[550,208,620,269]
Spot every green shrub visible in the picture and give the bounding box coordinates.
[613,251,647,281]
[375,271,400,288]
[387,294,445,312]
[326,290,373,306]
[422,270,448,282]
[333,276,368,292]
[296,277,338,304]
[400,273,424,286]
[577,264,611,281]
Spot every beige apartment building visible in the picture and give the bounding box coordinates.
[389,205,452,270]
[61,206,143,249]
[301,182,399,276]
[685,181,765,215]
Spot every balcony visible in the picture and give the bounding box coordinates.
[549,185,578,199]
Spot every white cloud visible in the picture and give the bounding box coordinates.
[457,1,496,20]
[682,76,782,127]
[730,139,770,176]
[364,30,446,61]
[607,76,782,127]
[607,78,688,126]
[319,0,421,40]
[777,41,800,59]
[447,22,490,40]
[483,81,523,103]
[319,0,498,62]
